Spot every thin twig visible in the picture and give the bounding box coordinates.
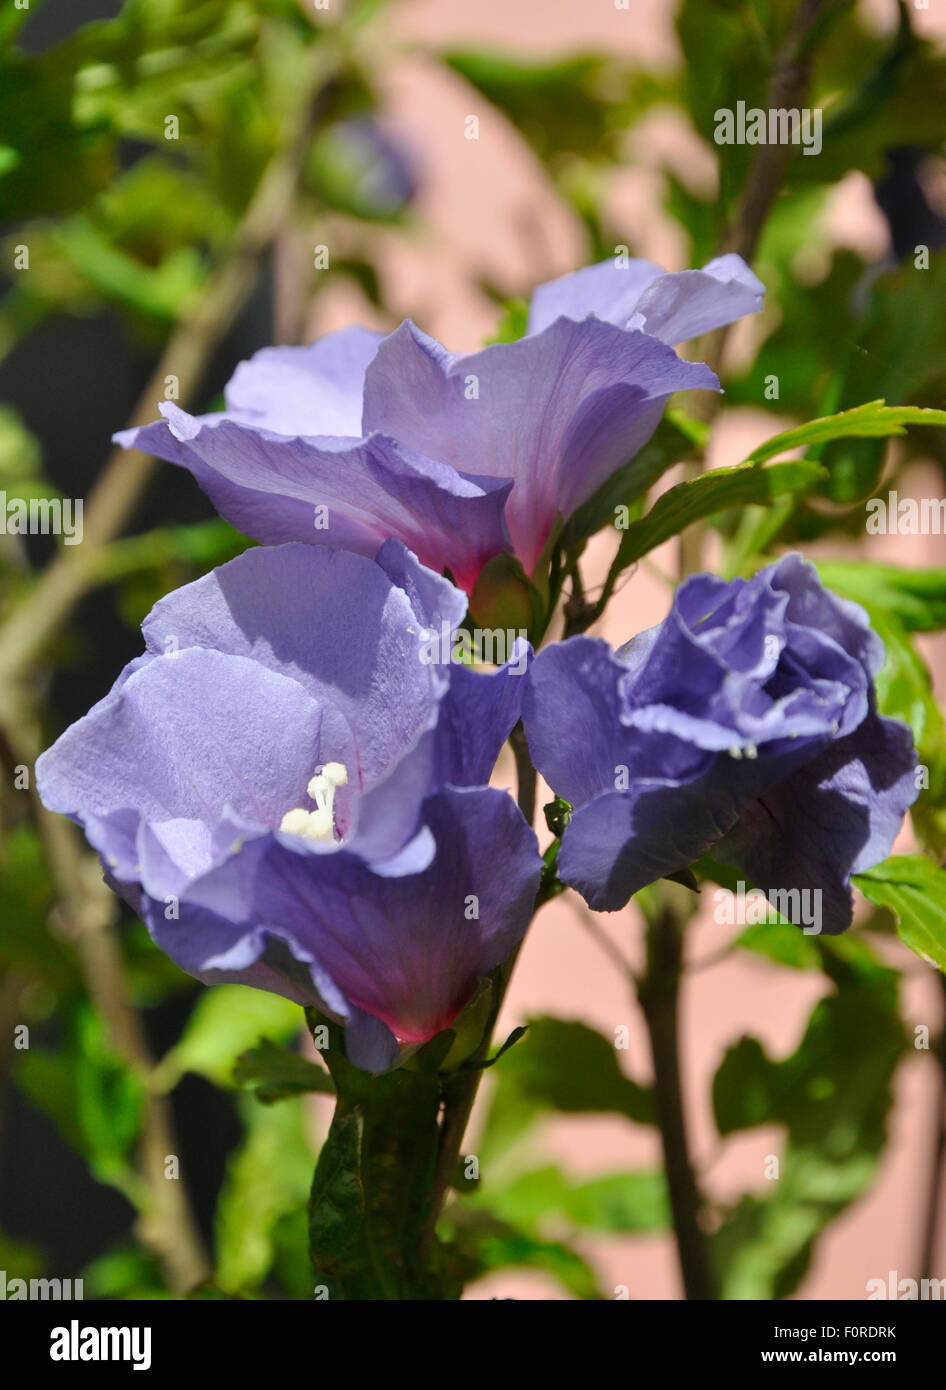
[15,713,210,1292]
[0,46,334,704]
[678,0,838,576]
[921,973,946,1281]
[575,901,636,980]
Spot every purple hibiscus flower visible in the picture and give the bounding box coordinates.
[526,251,764,343]
[116,256,762,592]
[522,554,918,931]
[36,541,541,1071]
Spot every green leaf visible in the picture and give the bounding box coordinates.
[611,459,825,570]
[860,610,946,855]
[0,824,77,992]
[80,1245,166,1301]
[805,573,945,849]
[816,561,946,633]
[480,1164,669,1235]
[543,797,572,838]
[443,1208,604,1299]
[744,401,946,467]
[712,945,906,1298]
[478,1017,653,1166]
[712,1036,778,1135]
[53,216,205,324]
[443,50,634,163]
[0,1229,44,1283]
[215,1096,314,1295]
[735,920,821,971]
[468,551,546,641]
[854,855,946,973]
[484,298,529,345]
[233,1038,335,1104]
[0,405,41,481]
[152,985,301,1091]
[15,1003,145,1194]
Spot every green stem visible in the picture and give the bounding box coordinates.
[637,885,716,1300]
[415,725,538,1265]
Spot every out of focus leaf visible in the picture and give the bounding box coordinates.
[477,1164,669,1236]
[0,405,41,480]
[478,1017,653,1166]
[152,985,301,1091]
[215,1096,313,1295]
[234,1038,334,1103]
[854,855,946,974]
[443,51,638,163]
[484,298,528,345]
[735,920,821,971]
[0,51,114,219]
[89,519,245,587]
[80,1245,167,1300]
[817,561,946,633]
[712,945,906,1298]
[53,217,204,324]
[444,1208,604,1299]
[811,568,946,850]
[73,1004,146,1188]
[0,1229,44,1281]
[0,825,77,992]
[14,1002,145,1193]
[860,610,945,854]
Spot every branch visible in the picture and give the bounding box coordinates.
[722,0,838,265]
[16,714,210,1292]
[637,884,716,1300]
[921,973,946,1281]
[0,46,334,703]
[678,0,838,576]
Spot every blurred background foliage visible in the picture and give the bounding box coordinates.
[1,0,945,1300]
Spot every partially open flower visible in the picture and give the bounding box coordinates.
[116,255,762,591]
[523,554,918,930]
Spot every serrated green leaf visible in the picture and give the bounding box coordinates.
[612,459,825,570]
[744,401,946,466]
